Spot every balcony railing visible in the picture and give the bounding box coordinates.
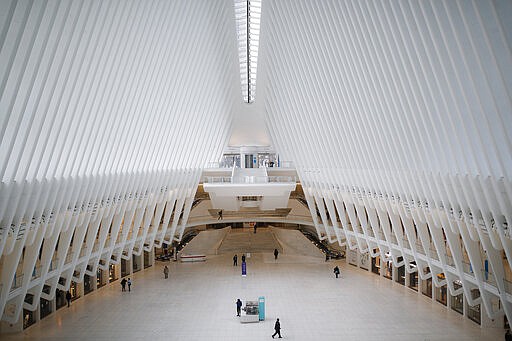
[204,176,296,184]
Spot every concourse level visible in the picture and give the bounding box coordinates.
[3,251,502,341]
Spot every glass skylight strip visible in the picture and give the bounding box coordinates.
[235,0,261,103]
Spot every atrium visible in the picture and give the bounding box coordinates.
[0,0,510,339]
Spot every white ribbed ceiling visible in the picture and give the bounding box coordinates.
[0,0,512,328]
[0,0,239,183]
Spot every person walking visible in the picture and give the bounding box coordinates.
[241,254,246,263]
[333,266,340,278]
[272,318,282,338]
[121,278,127,291]
[65,291,72,307]
[164,265,169,279]
[233,254,238,266]
[127,278,132,292]
[236,299,242,317]
[274,248,279,260]
[218,210,223,220]
[506,329,512,341]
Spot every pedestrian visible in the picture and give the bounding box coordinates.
[121,278,127,291]
[128,278,132,292]
[274,248,279,260]
[65,291,72,307]
[236,299,242,317]
[333,266,340,278]
[254,223,257,234]
[241,254,246,263]
[506,329,512,341]
[272,318,282,338]
[164,265,169,279]
[233,254,238,266]
[218,210,223,220]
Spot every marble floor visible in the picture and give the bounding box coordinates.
[4,253,504,341]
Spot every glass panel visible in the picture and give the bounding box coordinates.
[234,0,262,103]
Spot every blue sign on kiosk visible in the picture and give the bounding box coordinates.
[242,261,247,276]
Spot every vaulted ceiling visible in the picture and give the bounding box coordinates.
[0,0,511,327]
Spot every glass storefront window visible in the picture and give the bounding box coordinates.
[121,259,129,277]
[371,251,380,275]
[384,261,393,279]
[56,289,66,310]
[436,284,447,306]
[422,277,432,298]
[70,281,79,299]
[133,255,141,273]
[451,282,464,315]
[467,289,481,325]
[109,264,118,282]
[23,309,36,329]
[409,272,418,291]
[84,274,94,295]
[40,298,52,319]
[97,269,105,288]
[143,251,151,269]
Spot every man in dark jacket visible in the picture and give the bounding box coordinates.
[272,318,282,338]
[66,291,72,307]
[236,299,242,317]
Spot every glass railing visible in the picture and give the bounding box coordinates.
[49,257,58,272]
[504,279,512,295]
[11,273,23,291]
[32,265,42,279]
[65,251,75,264]
[446,255,455,267]
[204,160,295,169]
[204,176,296,184]
[462,261,472,274]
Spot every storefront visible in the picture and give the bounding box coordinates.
[451,280,463,315]
[467,289,481,325]
[143,250,151,269]
[133,254,142,273]
[422,269,432,298]
[435,274,447,306]
[84,274,94,295]
[371,250,380,275]
[109,264,118,283]
[384,261,393,280]
[70,281,79,300]
[23,309,36,329]
[40,297,52,319]
[396,257,405,285]
[121,259,129,277]
[97,268,106,288]
[408,271,418,291]
[56,289,66,310]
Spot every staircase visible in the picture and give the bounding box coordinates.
[217,227,279,255]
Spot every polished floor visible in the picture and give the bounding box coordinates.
[5,253,504,340]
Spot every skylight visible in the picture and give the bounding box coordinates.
[235,0,261,103]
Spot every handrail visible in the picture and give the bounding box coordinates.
[204,175,297,184]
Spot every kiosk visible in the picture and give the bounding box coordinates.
[240,300,259,323]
